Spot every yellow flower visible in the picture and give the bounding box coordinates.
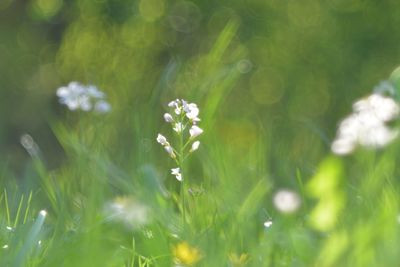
[229,253,250,266]
[172,241,202,266]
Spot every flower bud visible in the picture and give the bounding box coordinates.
[164,113,174,122]
[156,134,168,146]
[189,125,203,139]
[190,141,200,152]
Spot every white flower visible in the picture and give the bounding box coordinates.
[168,99,180,108]
[190,141,200,152]
[353,93,399,122]
[332,92,400,155]
[56,82,84,110]
[164,145,176,158]
[171,167,183,181]
[56,82,111,113]
[157,134,168,146]
[185,104,200,120]
[263,220,273,228]
[173,122,183,133]
[273,189,301,214]
[164,113,174,123]
[189,125,203,139]
[181,100,200,120]
[331,137,356,155]
[169,99,182,115]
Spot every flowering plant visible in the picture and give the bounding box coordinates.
[156,99,203,223]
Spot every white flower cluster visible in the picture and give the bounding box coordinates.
[157,99,203,181]
[331,92,400,155]
[56,82,111,113]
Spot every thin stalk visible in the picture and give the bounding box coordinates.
[23,191,33,224]
[13,194,24,228]
[179,127,186,225]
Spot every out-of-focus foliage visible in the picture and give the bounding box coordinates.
[2,0,400,174]
[1,0,400,266]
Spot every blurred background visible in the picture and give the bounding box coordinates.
[2,0,400,196]
[2,1,400,266]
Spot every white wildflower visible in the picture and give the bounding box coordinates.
[56,82,111,113]
[168,99,180,108]
[263,220,273,228]
[164,113,174,123]
[171,167,183,181]
[189,125,203,139]
[273,189,301,214]
[185,104,200,120]
[157,134,168,145]
[190,141,200,152]
[2,244,8,249]
[332,92,400,155]
[170,99,182,115]
[353,93,399,122]
[56,82,84,110]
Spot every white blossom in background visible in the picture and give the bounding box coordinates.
[331,90,400,155]
[56,82,111,113]
[104,196,151,229]
[273,189,301,214]
[156,99,203,182]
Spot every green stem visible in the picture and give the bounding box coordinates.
[179,128,186,225]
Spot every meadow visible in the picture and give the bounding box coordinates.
[1,1,400,266]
